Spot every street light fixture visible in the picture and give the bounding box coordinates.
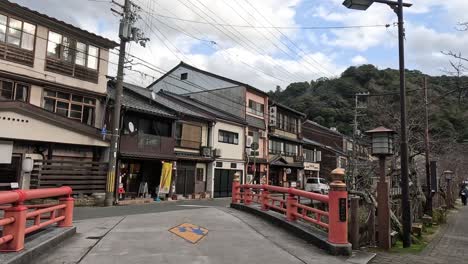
[343,0,413,248]
[366,126,395,250]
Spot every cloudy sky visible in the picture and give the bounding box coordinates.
[11,0,468,91]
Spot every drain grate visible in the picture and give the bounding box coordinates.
[86,236,103,240]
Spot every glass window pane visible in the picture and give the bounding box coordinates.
[71,104,82,111]
[21,22,35,50]
[72,95,83,102]
[43,97,55,112]
[70,111,81,119]
[47,31,62,57]
[56,101,69,117]
[83,97,95,105]
[83,106,94,125]
[57,91,69,99]
[9,18,21,30]
[0,15,6,42]
[14,84,28,101]
[44,89,56,97]
[62,36,73,62]
[0,81,13,99]
[87,45,98,69]
[75,42,86,66]
[7,18,22,46]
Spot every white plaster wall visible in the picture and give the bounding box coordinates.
[0,111,108,146]
[213,121,244,161]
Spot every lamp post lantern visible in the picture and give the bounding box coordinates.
[343,0,413,248]
[366,126,395,250]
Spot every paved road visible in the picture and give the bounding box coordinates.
[36,206,358,264]
[370,204,468,264]
[74,198,231,220]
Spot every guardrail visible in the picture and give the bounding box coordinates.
[0,187,74,252]
[231,169,348,245]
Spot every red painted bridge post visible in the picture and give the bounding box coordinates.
[261,187,269,211]
[286,191,297,222]
[232,172,241,204]
[328,168,349,245]
[0,190,27,252]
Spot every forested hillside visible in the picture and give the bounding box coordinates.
[269,65,468,150]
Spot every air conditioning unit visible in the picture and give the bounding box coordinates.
[200,146,212,157]
[213,148,222,158]
[246,136,253,147]
[259,131,266,138]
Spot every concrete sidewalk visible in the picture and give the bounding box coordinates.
[35,207,369,264]
[370,204,468,264]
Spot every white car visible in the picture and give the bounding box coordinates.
[305,177,330,194]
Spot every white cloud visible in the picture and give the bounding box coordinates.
[351,55,367,65]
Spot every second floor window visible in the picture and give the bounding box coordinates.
[42,89,95,126]
[47,31,99,70]
[304,149,322,162]
[269,140,298,156]
[248,100,264,116]
[0,15,36,51]
[277,112,298,133]
[175,122,202,149]
[0,79,28,102]
[218,130,239,145]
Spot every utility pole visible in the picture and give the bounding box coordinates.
[350,92,369,190]
[396,0,412,248]
[423,76,432,215]
[105,0,148,206]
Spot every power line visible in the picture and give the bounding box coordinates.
[147,12,391,30]
[221,0,321,79]
[240,0,336,77]
[140,1,292,84]
[173,0,305,82]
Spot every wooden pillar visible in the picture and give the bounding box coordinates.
[377,157,391,250]
[350,196,360,250]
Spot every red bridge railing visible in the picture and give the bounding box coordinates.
[231,169,348,245]
[0,187,74,252]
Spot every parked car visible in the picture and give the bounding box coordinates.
[304,177,330,194]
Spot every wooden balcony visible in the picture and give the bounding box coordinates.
[120,133,176,159]
[0,43,34,67]
[45,57,99,83]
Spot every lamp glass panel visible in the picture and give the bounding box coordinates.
[343,0,373,10]
[371,132,391,155]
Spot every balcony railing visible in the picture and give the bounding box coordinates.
[120,133,175,157]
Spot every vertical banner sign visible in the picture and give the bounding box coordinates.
[430,161,437,193]
[159,162,173,194]
[339,198,347,222]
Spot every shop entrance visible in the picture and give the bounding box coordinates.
[120,159,163,198]
[213,169,242,198]
[176,162,196,196]
[0,155,21,190]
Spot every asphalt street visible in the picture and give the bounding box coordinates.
[73,198,231,220]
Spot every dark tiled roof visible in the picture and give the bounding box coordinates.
[246,115,266,130]
[124,83,214,121]
[108,84,176,118]
[160,90,246,125]
[147,61,269,96]
[303,137,345,155]
[270,101,306,117]
[0,1,118,48]
[269,133,304,144]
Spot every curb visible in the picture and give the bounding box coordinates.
[231,203,352,256]
[0,227,76,264]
